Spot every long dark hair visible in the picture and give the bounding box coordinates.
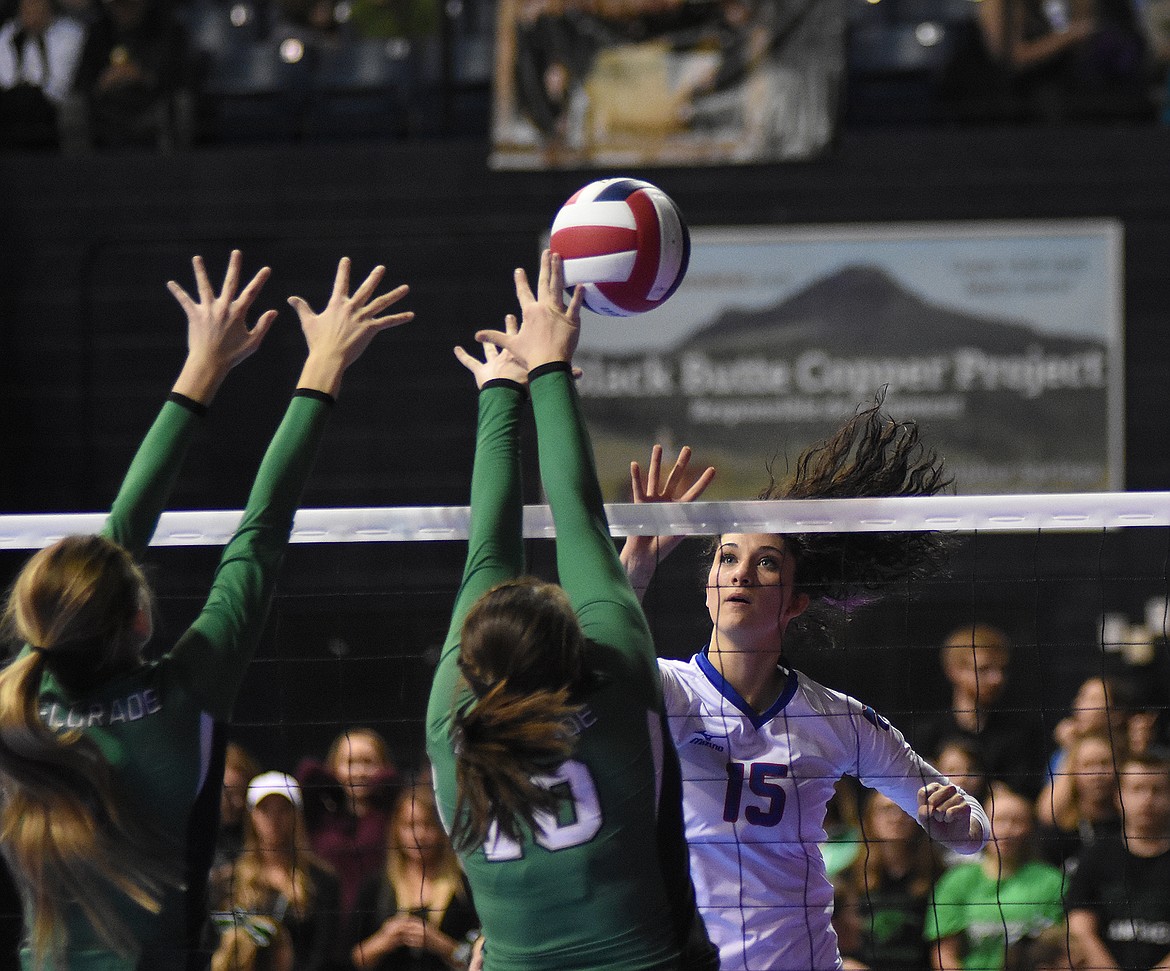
[450,578,586,851]
[765,394,953,606]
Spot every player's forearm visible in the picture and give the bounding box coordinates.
[620,538,657,604]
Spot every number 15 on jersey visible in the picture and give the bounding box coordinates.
[723,761,789,826]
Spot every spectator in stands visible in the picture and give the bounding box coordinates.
[944,0,1150,121]
[0,0,84,147]
[214,771,342,971]
[832,881,872,971]
[925,784,1065,971]
[215,742,263,876]
[1005,923,1085,971]
[821,779,865,880]
[1128,701,1166,758]
[847,790,941,971]
[1066,751,1170,971]
[298,728,398,934]
[933,738,992,870]
[66,0,193,149]
[348,779,479,971]
[1045,675,1131,777]
[933,738,991,811]
[1036,730,1123,878]
[212,911,296,971]
[911,624,1047,798]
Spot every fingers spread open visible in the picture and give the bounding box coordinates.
[235,266,272,311]
[331,257,352,304]
[513,267,535,307]
[352,265,388,306]
[221,249,243,302]
[167,280,195,314]
[193,255,214,305]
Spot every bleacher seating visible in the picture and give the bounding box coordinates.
[301,36,413,139]
[844,0,974,124]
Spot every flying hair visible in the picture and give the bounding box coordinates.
[763,391,954,606]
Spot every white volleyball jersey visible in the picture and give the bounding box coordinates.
[659,649,987,971]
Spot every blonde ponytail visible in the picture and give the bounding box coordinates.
[0,536,182,964]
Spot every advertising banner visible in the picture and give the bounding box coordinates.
[574,221,1124,497]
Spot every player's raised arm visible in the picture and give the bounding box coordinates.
[620,445,716,602]
[178,258,413,714]
[107,249,277,555]
[0,253,411,971]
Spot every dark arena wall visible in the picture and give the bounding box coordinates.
[4,126,1170,766]
[4,128,1170,514]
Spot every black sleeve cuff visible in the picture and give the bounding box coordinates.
[481,378,527,397]
[168,391,208,417]
[293,388,336,407]
[528,361,572,381]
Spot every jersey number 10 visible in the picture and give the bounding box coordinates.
[483,759,603,861]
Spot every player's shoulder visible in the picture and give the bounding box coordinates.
[657,653,706,707]
[657,652,703,680]
[792,671,902,736]
[790,668,862,713]
[1021,859,1065,888]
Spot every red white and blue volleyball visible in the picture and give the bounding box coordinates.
[550,178,690,317]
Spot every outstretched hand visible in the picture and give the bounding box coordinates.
[475,249,584,371]
[168,249,278,403]
[288,258,413,397]
[620,445,716,601]
[454,313,528,389]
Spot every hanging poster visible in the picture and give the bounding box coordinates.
[573,220,1124,496]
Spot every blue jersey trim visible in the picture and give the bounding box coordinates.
[696,647,798,730]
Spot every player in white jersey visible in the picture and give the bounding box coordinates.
[620,417,991,971]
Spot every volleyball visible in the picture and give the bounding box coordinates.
[549,177,690,317]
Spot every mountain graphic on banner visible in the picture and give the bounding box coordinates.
[576,264,1113,495]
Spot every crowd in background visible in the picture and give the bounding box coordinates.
[0,0,445,149]
[193,621,1170,971]
[0,615,1164,969]
[1,0,1170,152]
[98,623,1170,970]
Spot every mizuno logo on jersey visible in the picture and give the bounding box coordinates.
[687,731,726,752]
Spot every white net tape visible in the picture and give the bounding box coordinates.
[3,491,1170,549]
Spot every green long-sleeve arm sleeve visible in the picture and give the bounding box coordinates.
[169,393,332,719]
[528,366,653,675]
[102,396,205,555]
[427,382,526,746]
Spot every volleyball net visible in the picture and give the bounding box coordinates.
[2,492,1169,776]
[2,493,1169,969]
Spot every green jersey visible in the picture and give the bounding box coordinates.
[426,370,712,971]
[924,859,1065,971]
[21,392,331,971]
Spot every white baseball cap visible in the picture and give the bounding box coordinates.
[246,771,303,810]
